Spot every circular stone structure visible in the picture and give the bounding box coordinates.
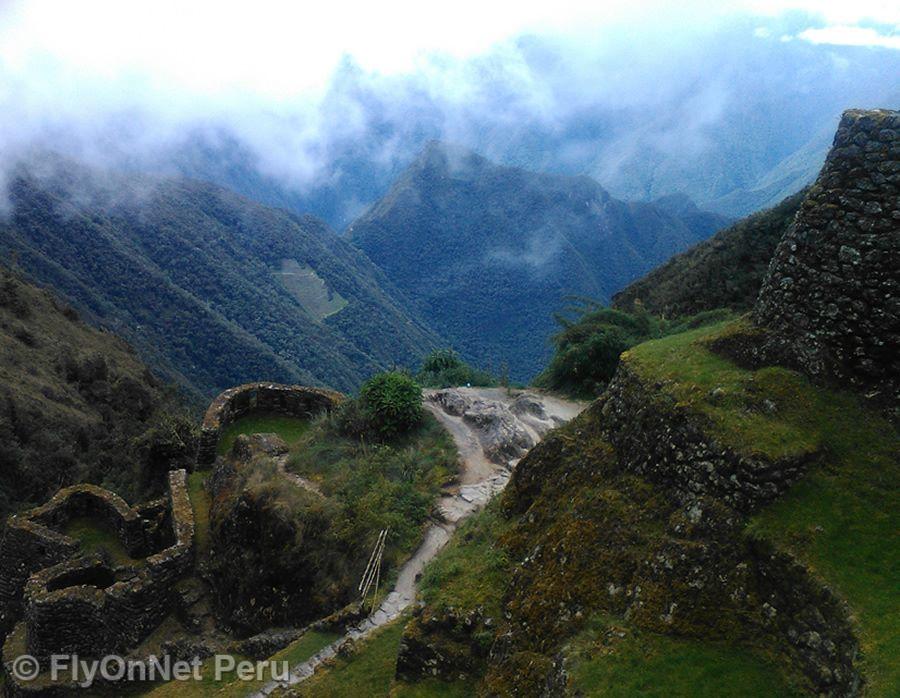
[197,383,343,465]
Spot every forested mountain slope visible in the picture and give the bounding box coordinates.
[348,142,729,380]
[0,268,195,519]
[0,157,440,398]
[613,188,807,317]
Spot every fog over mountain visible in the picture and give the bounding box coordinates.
[1,2,897,226]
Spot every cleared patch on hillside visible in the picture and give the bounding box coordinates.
[276,259,348,320]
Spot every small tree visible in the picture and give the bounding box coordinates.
[359,371,423,440]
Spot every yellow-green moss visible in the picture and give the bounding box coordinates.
[627,319,900,695]
[566,613,805,696]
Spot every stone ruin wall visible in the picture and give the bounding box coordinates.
[197,382,343,465]
[0,470,194,674]
[754,108,899,406]
[600,364,815,513]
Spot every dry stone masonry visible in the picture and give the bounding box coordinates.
[0,470,195,692]
[600,364,816,513]
[197,382,343,465]
[754,109,899,406]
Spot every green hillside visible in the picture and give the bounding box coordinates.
[348,141,729,381]
[1,156,440,399]
[613,189,806,317]
[0,267,195,520]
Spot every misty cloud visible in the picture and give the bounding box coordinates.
[0,1,897,224]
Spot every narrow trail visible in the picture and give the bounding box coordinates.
[274,452,324,498]
[252,387,585,697]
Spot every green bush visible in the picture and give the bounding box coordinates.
[359,371,424,440]
[417,349,496,389]
[536,302,735,399]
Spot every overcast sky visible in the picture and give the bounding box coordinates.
[0,0,897,200]
[1,1,896,99]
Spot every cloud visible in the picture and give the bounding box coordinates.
[0,0,897,221]
[797,25,900,49]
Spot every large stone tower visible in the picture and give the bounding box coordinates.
[754,109,899,404]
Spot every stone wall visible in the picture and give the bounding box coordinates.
[600,364,815,513]
[754,109,899,406]
[0,485,148,639]
[597,361,862,695]
[0,470,194,674]
[197,383,343,465]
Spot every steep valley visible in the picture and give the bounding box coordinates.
[0,106,896,698]
[348,142,729,381]
[0,156,439,400]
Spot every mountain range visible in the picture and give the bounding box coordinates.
[349,142,729,379]
[153,36,899,229]
[0,156,439,399]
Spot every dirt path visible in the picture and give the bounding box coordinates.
[274,453,324,498]
[251,388,585,696]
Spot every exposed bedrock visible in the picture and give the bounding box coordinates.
[427,389,564,465]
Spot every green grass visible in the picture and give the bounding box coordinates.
[63,517,141,566]
[392,678,476,697]
[276,259,348,320]
[567,614,804,697]
[216,413,312,456]
[625,320,819,459]
[626,319,900,695]
[285,413,460,570]
[141,629,340,697]
[269,619,474,698]
[187,470,211,556]
[418,501,511,618]
[278,621,406,697]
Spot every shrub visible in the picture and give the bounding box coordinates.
[359,371,424,440]
[537,301,734,399]
[417,349,496,389]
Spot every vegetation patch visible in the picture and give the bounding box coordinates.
[626,319,900,694]
[63,516,142,567]
[418,502,511,618]
[187,470,211,556]
[0,268,196,521]
[276,259,348,320]
[287,410,458,571]
[536,303,735,399]
[612,189,805,318]
[209,392,459,632]
[216,413,311,456]
[266,619,474,698]
[565,613,803,696]
[274,620,406,697]
[416,349,496,389]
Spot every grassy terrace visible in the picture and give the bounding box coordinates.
[625,319,900,695]
[216,413,312,456]
[63,516,142,567]
[566,614,803,697]
[270,619,473,698]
